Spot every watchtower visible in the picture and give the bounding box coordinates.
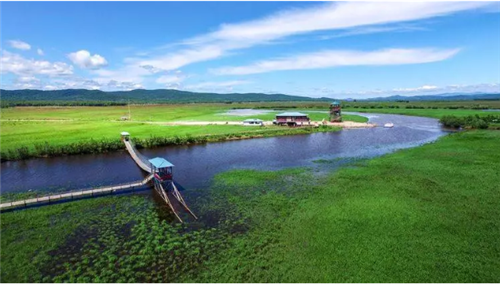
[329,101,342,122]
[149,157,174,182]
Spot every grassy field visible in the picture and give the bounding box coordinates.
[188,130,500,282]
[0,104,365,160]
[343,99,500,109]
[2,101,500,282]
[2,130,499,282]
[344,107,499,118]
[0,103,367,122]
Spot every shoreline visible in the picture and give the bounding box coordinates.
[150,120,376,129]
[1,125,344,162]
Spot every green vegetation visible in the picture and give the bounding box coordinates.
[0,89,330,104]
[0,104,366,160]
[1,124,341,161]
[343,99,500,110]
[342,99,500,119]
[0,195,232,283]
[190,130,500,282]
[344,107,499,119]
[2,130,499,282]
[439,114,500,129]
[2,99,500,282]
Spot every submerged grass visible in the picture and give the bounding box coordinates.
[1,130,499,282]
[187,130,500,282]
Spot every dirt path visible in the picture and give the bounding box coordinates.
[150,120,376,128]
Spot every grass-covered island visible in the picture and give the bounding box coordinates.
[1,101,499,282]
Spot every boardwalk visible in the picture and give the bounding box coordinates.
[123,140,151,172]
[0,174,153,211]
[1,135,196,221]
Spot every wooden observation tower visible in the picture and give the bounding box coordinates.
[329,101,342,122]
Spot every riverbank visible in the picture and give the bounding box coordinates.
[1,103,373,161]
[1,125,342,161]
[1,130,499,282]
[343,107,499,119]
[150,120,375,129]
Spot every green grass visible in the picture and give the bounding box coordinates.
[344,107,495,119]
[2,130,499,282]
[0,104,365,160]
[186,130,500,282]
[0,104,367,122]
[344,100,500,110]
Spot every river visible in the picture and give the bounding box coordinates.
[1,113,447,197]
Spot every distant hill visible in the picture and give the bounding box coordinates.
[0,89,333,104]
[2,89,499,106]
[362,93,500,102]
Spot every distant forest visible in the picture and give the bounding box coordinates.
[1,89,499,108]
[0,89,331,107]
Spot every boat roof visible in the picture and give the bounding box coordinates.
[121,131,130,136]
[148,157,174,168]
[243,118,263,122]
[331,101,341,105]
[276,112,308,117]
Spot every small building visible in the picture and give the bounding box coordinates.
[275,112,310,126]
[121,131,130,141]
[242,119,264,126]
[329,101,342,122]
[149,157,174,182]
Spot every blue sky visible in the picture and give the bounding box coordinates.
[1,1,500,98]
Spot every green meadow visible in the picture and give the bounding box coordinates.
[0,104,365,160]
[1,101,500,282]
[344,107,499,118]
[2,130,499,282]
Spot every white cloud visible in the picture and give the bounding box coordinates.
[183,80,251,93]
[37,48,44,56]
[16,76,40,83]
[212,48,460,75]
[156,75,184,85]
[133,45,224,72]
[0,50,73,76]
[12,76,42,89]
[107,80,142,90]
[101,2,491,81]
[149,2,488,69]
[317,24,428,40]
[393,85,439,92]
[92,65,148,86]
[68,50,108,69]
[8,40,31,50]
[301,83,500,99]
[207,2,486,44]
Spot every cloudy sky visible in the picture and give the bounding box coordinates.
[1,1,500,98]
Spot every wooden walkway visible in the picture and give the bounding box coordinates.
[123,140,151,172]
[0,136,197,222]
[0,174,153,211]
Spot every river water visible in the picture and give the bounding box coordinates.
[1,113,447,196]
